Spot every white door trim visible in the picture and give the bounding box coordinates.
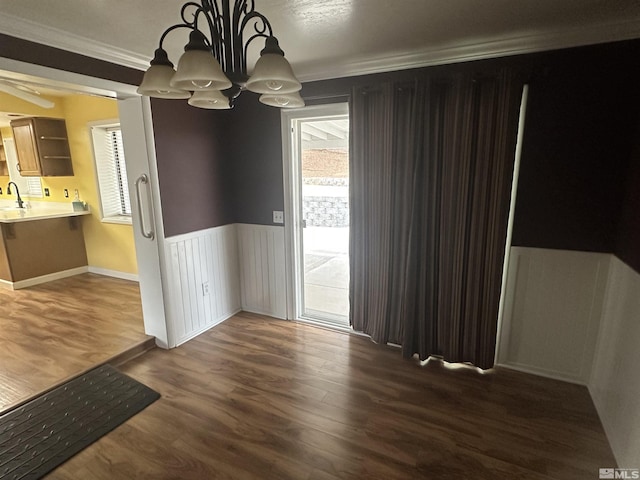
[494,85,529,365]
[280,102,349,321]
[118,96,171,348]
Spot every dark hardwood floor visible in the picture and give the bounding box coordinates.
[0,273,151,412]
[44,311,615,480]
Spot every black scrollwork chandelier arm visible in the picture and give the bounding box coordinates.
[158,0,274,86]
[139,0,302,109]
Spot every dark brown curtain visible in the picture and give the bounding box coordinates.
[349,70,522,369]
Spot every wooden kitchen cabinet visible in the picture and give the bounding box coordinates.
[10,117,74,176]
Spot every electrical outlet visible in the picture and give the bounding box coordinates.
[44,188,50,197]
[0,187,2,195]
[273,210,284,224]
[64,189,69,198]
[202,281,210,296]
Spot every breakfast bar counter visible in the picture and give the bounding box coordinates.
[0,206,90,288]
[0,206,91,223]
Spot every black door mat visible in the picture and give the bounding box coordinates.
[0,364,160,479]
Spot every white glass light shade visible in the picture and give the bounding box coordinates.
[137,64,190,99]
[259,91,305,108]
[188,90,231,109]
[246,53,301,94]
[171,49,232,91]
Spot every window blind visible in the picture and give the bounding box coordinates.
[92,125,131,219]
[27,178,43,197]
[108,128,132,216]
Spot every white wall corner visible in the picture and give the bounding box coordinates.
[236,223,287,320]
[156,223,287,349]
[163,223,242,346]
[496,247,611,385]
[87,266,139,282]
[588,255,640,468]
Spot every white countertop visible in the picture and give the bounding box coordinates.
[0,204,91,223]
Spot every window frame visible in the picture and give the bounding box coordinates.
[89,119,132,225]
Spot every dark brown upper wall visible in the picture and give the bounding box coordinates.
[3,32,639,263]
[224,91,284,225]
[284,41,640,259]
[222,61,518,226]
[151,99,234,237]
[153,89,284,231]
[510,45,638,252]
[616,120,640,273]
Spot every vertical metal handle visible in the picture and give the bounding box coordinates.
[135,173,155,240]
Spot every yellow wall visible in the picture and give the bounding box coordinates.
[61,95,138,275]
[0,92,138,275]
[0,92,66,119]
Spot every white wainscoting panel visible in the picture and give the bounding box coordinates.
[236,223,286,319]
[165,224,241,346]
[589,255,640,468]
[497,247,610,384]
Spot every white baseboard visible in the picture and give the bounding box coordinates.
[175,307,241,347]
[496,362,587,386]
[241,306,287,321]
[1,266,89,290]
[88,266,139,282]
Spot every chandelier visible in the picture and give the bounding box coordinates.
[137,0,304,110]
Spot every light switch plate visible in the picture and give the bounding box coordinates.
[273,210,284,224]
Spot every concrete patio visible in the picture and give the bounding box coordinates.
[303,226,349,323]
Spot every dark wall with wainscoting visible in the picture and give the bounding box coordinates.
[223,39,640,271]
[1,32,639,272]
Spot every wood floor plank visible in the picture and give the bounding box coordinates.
[0,273,150,412]
[42,311,616,479]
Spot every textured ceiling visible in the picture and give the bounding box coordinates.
[0,0,639,82]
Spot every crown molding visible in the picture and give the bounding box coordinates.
[0,13,149,71]
[295,18,640,82]
[0,11,639,82]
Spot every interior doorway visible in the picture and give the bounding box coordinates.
[283,103,350,327]
[0,58,169,347]
[0,59,171,411]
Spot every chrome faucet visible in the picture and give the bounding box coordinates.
[7,182,24,209]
